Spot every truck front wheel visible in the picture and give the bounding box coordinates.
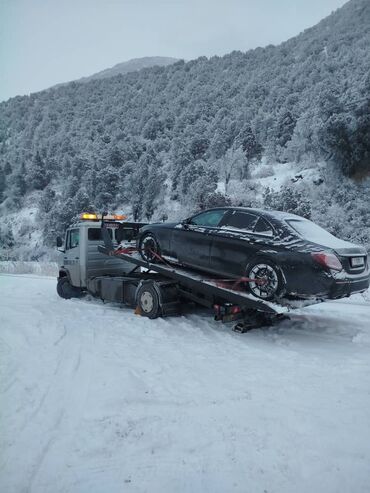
[57,277,82,299]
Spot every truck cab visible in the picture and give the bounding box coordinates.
[57,213,145,298]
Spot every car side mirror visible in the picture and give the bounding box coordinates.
[181,219,190,229]
[56,236,63,248]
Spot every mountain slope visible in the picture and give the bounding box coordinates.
[79,56,179,82]
[0,0,369,258]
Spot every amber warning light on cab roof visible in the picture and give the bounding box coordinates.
[80,213,127,221]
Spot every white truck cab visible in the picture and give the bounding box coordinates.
[56,213,145,298]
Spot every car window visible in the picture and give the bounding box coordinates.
[254,217,273,236]
[223,211,259,232]
[88,228,113,241]
[189,210,226,227]
[69,228,80,249]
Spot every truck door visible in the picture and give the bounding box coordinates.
[63,228,81,287]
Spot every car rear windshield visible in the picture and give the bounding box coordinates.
[286,219,341,246]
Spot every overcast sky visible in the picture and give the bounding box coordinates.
[0,0,347,102]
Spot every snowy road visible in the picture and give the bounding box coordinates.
[1,275,370,493]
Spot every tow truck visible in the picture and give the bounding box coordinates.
[56,212,300,332]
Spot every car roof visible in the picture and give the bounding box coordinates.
[204,207,304,222]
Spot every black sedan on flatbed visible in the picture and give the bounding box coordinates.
[137,207,369,300]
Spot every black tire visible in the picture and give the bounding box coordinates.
[136,282,162,319]
[138,233,161,263]
[245,258,285,301]
[57,277,82,299]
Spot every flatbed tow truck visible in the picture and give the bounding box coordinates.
[56,213,315,333]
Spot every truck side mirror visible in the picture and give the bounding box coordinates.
[56,236,63,248]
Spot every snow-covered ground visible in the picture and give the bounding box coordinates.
[1,274,370,493]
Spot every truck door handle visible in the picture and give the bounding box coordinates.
[75,256,79,259]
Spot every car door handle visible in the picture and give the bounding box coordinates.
[75,256,79,259]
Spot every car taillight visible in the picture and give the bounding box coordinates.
[311,252,343,271]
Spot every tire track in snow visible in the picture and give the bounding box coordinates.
[25,410,65,493]
[53,324,67,346]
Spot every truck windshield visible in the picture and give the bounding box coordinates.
[88,228,113,241]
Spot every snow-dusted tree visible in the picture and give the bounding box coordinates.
[9,163,27,206]
[184,162,219,210]
[0,224,15,255]
[74,187,94,213]
[4,162,12,175]
[0,167,5,203]
[264,185,311,219]
[56,198,77,233]
[273,110,297,162]
[235,126,262,178]
[219,146,247,193]
[143,167,167,220]
[28,151,49,190]
[39,185,56,214]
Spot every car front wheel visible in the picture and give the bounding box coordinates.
[138,233,161,263]
[246,258,285,301]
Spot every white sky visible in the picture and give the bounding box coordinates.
[0,0,348,102]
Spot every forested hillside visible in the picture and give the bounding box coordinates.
[0,0,369,259]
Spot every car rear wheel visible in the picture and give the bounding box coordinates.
[139,233,161,263]
[246,259,285,301]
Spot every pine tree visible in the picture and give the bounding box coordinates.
[0,225,15,249]
[236,126,262,178]
[28,151,48,190]
[74,187,93,213]
[4,162,12,175]
[11,163,27,205]
[39,185,56,214]
[0,167,6,203]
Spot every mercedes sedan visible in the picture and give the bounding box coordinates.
[137,207,369,300]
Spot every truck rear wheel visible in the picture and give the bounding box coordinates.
[57,277,82,299]
[136,282,162,319]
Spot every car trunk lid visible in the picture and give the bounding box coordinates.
[334,246,368,274]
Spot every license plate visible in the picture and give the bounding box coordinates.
[351,257,365,267]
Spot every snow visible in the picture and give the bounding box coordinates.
[249,161,324,195]
[1,275,370,493]
[0,261,57,276]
